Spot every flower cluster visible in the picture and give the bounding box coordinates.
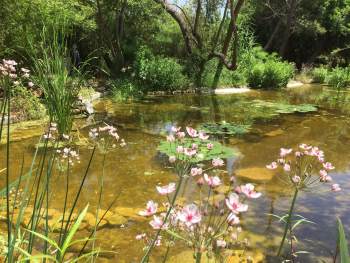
[266,144,340,192]
[137,126,261,260]
[89,123,126,153]
[56,147,80,171]
[0,59,34,89]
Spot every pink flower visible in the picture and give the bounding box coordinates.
[150,215,167,229]
[197,177,204,186]
[280,148,292,157]
[190,167,203,176]
[266,162,277,169]
[292,176,301,184]
[299,144,312,150]
[204,174,221,188]
[184,148,197,157]
[283,164,291,172]
[171,126,181,133]
[156,183,176,195]
[207,143,213,150]
[176,146,184,153]
[227,213,240,225]
[176,132,185,139]
[135,233,146,240]
[295,151,302,157]
[212,158,224,167]
[178,204,202,227]
[331,184,341,192]
[169,156,176,163]
[323,162,335,170]
[166,135,175,142]
[138,200,158,216]
[216,239,226,248]
[240,184,261,198]
[225,193,248,214]
[28,81,34,88]
[186,127,198,137]
[198,132,209,140]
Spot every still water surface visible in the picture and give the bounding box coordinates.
[1,85,350,262]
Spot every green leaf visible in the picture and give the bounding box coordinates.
[337,218,350,263]
[60,204,89,259]
[158,139,238,163]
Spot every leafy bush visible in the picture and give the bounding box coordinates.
[11,86,46,120]
[311,67,329,83]
[109,78,142,101]
[201,60,247,88]
[327,67,350,89]
[134,46,189,92]
[247,49,294,89]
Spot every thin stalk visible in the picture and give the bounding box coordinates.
[6,85,11,261]
[58,161,70,246]
[195,250,202,263]
[141,176,184,263]
[58,146,96,260]
[277,188,299,257]
[91,153,107,262]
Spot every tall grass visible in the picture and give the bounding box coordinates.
[27,21,79,137]
[0,60,113,262]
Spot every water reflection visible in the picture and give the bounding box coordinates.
[1,85,349,262]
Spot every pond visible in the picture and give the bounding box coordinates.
[1,84,350,262]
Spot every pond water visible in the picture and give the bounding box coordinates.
[1,84,350,262]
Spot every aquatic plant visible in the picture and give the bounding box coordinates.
[140,127,258,262]
[335,218,350,263]
[266,145,341,259]
[0,63,120,261]
[199,121,251,136]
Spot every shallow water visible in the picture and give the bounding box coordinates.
[1,85,350,262]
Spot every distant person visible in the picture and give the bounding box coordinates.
[71,44,81,68]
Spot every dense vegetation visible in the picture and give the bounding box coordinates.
[1,0,349,105]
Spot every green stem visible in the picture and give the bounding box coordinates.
[277,188,299,257]
[141,176,184,263]
[195,251,202,263]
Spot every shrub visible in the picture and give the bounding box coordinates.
[327,67,350,89]
[247,59,294,89]
[134,46,189,92]
[109,78,142,101]
[311,67,329,83]
[201,60,247,88]
[11,86,46,121]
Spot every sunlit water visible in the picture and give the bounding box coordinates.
[1,85,350,262]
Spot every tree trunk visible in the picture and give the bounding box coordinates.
[279,0,298,57]
[264,19,282,51]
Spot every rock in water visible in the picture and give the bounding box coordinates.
[84,101,94,115]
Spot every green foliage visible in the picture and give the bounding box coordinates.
[29,23,80,136]
[134,46,189,92]
[312,67,329,83]
[109,78,142,101]
[158,138,237,163]
[0,0,95,58]
[247,48,294,89]
[11,86,46,120]
[200,122,251,136]
[312,66,350,88]
[327,67,350,89]
[337,218,350,263]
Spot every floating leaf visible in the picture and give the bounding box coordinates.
[200,122,251,136]
[158,138,238,163]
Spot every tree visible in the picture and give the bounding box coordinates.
[151,0,246,87]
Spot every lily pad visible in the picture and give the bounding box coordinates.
[200,122,251,136]
[158,138,238,163]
